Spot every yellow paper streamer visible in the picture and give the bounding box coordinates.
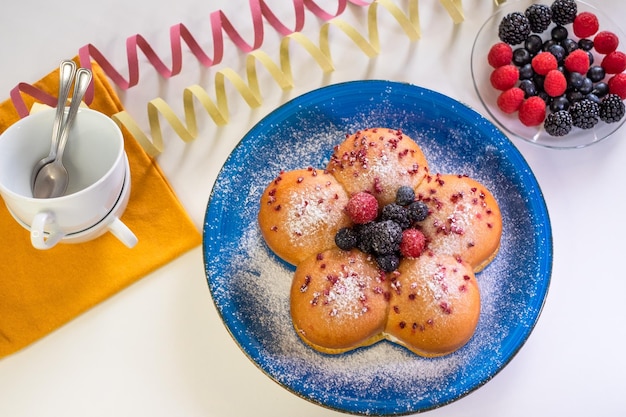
[111,0,427,156]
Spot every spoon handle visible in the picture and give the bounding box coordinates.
[50,60,76,158]
[55,68,93,159]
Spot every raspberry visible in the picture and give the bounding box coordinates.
[531,52,558,75]
[564,49,590,74]
[490,65,519,90]
[525,4,552,33]
[488,42,513,68]
[608,73,626,99]
[345,192,378,224]
[544,70,567,97]
[498,12,531,45]
[497,87,525,113]
[594,31,619,54]
[518,96,546,126]
[544,110,573,137]
[601,51,626,74]
[399,229,426,258]
[569,99,600,129]
[599,94,626,123]
[573,12,599,38]
[551,0,577,26]
[335,227,357,250]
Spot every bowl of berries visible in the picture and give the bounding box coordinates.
[471,0,626,148]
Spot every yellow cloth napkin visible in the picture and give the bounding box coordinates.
[0,62,202,359]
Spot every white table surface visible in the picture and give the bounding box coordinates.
[1,0,625,416]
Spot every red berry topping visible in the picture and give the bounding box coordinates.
[573,12,599,38]
[490,65,519,90]
[564,49,590,74]
[531,52,558,75]
[497,87,525,113]
[594,31,619,54]
[399,229,426,258]
[544,70,567,97]
[608,73,626,99]
[601,51,626,74]
[345,191,378,224]
[488,42,513,68]
[518,96,546,126]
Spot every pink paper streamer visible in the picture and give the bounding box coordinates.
[10,0,371,117]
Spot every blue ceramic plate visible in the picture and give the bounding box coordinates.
[203,80,552,415]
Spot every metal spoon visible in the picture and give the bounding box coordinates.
[31,60,77,193]
[32,67,93,199]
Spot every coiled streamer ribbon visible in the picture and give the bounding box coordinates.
[10,0,465,156]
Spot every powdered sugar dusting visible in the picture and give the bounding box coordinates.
[204,82,551,415]
[286,185,337,245]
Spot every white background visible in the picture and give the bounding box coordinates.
[1,0,625,416]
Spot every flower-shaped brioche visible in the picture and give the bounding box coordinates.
[257,128,502,357]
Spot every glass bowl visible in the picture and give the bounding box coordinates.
[471,0,626,149]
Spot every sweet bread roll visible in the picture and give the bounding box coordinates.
[415,173,502,272]
[384,254,480,357]
[326,128,429,207]
[290,248,390,354]
[258,168,352,265]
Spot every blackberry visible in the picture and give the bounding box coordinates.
[376,253,400,273]
[355,222,376,254]
[569,99,600,129]
[381,203,411,229]
[335,227,357,251]
[544,110,573,136]
[395,186,415,206]
[525,4,552,33]
[407,201,429,222]
[599,94,626,123]
[551,0,577,26]
[498,12,531,45]
[368,220,402,255]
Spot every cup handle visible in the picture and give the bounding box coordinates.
[107,216,138,248]
[31,211,66,250]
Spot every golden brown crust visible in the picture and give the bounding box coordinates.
[326,128,429,206]
[384,254,480,357]
[290,249,390,352]
[258,168,352,265]
[415,174,502,272]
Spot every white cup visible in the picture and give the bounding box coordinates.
[0,107,138,249]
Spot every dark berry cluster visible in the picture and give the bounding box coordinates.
[489,0,626,138]
[335,186,429,272]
